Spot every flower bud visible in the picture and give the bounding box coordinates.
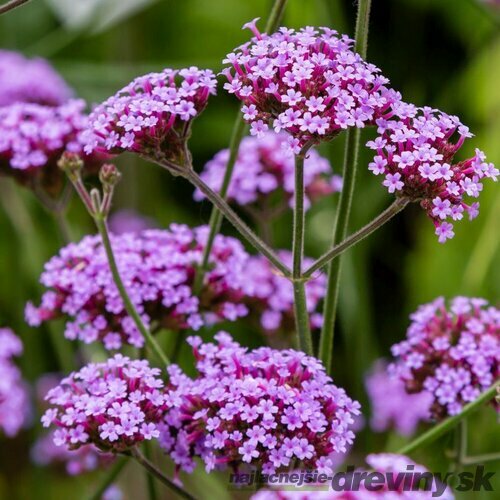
[99,163,121,191]
[57,152,84,181]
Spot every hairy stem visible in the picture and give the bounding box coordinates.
[304,197,409,278]
[184,169,291,277]
[87,457,128,500]
[130,449,197,500]
[318,0,373,372]
[397,383,498,456]
[143,441,158,500]
[0,0,30,15]
[292,151,313,355]
[193,0,289,291]
[93,215,170,366]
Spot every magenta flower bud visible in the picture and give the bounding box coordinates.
[222,24,400,150]
[26,225,250,350]
[83,67,217,170]
[41,355,168,453]
[99,163,122,190]
[366,103,498,242]
[0,50,73,107]
[160,332,361,475]
[0,328,30,438]
[58,152,84,181]
[389,297,499,420]
[194,132,341,213]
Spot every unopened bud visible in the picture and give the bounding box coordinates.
[58,152,84,181]
[99,163,122,191]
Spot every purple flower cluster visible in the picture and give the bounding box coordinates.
[222,21,400,150]
[0,50,72,107]
[389,297,499,419]
[242,251,325,334]
[365,360,432,436]
[26,225,249,350]
[160,332,360,475]
[32,431,115,475]
[252,454,453,499]
[366,104,498,242]
[83,67,217,165]
[0,99,101,193]
[0,328,30,437]
[41,355,167,453]
[195,132,341,210]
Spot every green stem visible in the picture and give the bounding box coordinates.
[93,215,170,367]
[193,116,246,292]
[397,383,498,456]
[143,441,158,500]
[130,449,197,500]
[192,0,289,292]
[0,0,30,15]
[87,457,128,500]
[53,210,73,244]
[185,169,291,278]
[292,150,313,355]
[318,0,373,372]
[461,452,500,465]
[304,197,409,278]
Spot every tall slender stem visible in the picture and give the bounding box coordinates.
[193,0,289,291]
[87,457,128,500]
[318,0,373,372]
[397,383,498,456]
[292,150,313,355]
[93,215,170,367]
[194,116,246,292]
[184,169,291,277]
[143,441,158,500]
[130,449,197,500]
[304,197,409,278]
[0,0,30,15]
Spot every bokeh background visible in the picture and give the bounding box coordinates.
[0,0,498,498]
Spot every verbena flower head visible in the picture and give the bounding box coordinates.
[26,225,249,350]
[242,251,325,335]
[366,103,498,242]
[0,99,102,195]
[0,50,72,106]
[366,360,432,436]
[389,297,499,420]
[252,454,454,499]
[160,332,360,475]
[195,132,341,210]
[32,431,115,475]
[222,22,400,150]
[0,328,30,437]
[41,355,167,453]
[83,67,217,168]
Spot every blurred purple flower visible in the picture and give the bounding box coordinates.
[26,225,250,349]
[0,50,72,107]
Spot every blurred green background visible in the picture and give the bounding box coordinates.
[0,0,498,498]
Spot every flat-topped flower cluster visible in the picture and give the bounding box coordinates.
[389,297,499,419]
[195,132,341,210]
[83,67,217,165]
[367,104,498,242]
[222,23,401,150]
[160,332,360,475]
[41,355,167,453]
[26,225,250,350]
[0,49,72,107]
[0,328,30,437]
